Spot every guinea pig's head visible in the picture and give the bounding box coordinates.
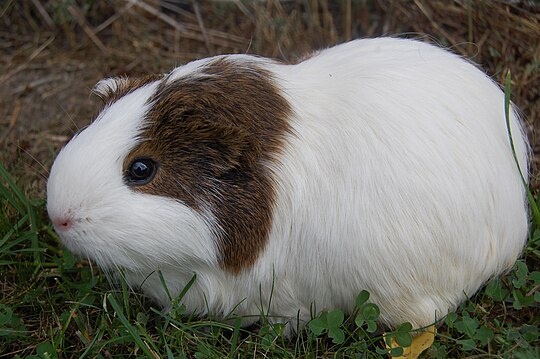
[46,56,291,275]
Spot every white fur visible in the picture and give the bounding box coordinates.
[47,83,219,275]
[47,38,529,330]
[258,38,529,328]
[93,77,127,98]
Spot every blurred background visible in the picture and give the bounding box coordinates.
[1,0,539,193]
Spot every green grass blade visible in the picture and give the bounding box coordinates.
[158,270,173,302]
[1,213,29,247]
[176,273,197,303]
[504,71,540,225]
[0,163,26,214]
[79,327,102,359]
[165,346,175,359]
[119,271,130,319]
[27,200,40,264]
[1,231,37,254]
[229,317,242,359]
[107,294,156,358]
[0,162,42,263]
[0,260,17,265]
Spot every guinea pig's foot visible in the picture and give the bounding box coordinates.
[384,325,436,359]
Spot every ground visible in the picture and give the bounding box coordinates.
[1,1,539,194]
[0,1,539,357]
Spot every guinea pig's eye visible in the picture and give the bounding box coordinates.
[125,158,158,185]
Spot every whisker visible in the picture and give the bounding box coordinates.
[244,36,253,54]
[17,145,50,178]
[87,256,94,274]
[56,102,80,134]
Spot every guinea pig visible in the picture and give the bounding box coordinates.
[46,37,529,332]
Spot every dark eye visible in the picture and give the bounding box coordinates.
[126,158,157,185]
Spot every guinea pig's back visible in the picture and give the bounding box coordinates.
[262,38,529,327]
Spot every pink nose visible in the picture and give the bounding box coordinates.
[52,218,72,231]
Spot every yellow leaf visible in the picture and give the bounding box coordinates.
[384,325,436,359]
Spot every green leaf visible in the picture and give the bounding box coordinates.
[328,327,345,344]
[375,346,391,355]
[529,271,540,284]
[395,331,413,347]
[512,348,540,359]
[463,315,479,336]
[355,290,370,307]
[512,260,529,289]
[136,312,148,326]
[454,314,478,337]
[355,303,380,333]
[366,320,378,333]
[260,329,276,351]
[36,341,56,359]
[396,322,413,332]
[361,303,380,321]
[457,339,477,351]
[485,279,510,301]
[520,324,539,343]
[390,346,404,357]
[474,325,494,345]
[507,328,522,341]
[308,318,326,336]
[0,304,13,326]
[513,290,534,310]
[431,343,448,359]
[61,248,76,270]
[393,322,413,347]
[354,314,365,328]
[327,309,344,328]
[445,312,458,327]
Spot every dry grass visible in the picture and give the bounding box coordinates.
[1,0,539,193]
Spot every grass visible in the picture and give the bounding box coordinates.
[1,167,539,358]
[1,1,539,357]
[1,82,539,357]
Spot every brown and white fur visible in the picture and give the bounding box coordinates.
[47,38,529,331]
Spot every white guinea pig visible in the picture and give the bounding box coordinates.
[47,37,529,331]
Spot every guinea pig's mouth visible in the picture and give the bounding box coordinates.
[49,217,105,263]
[57,232,121,272]
[48,206,91,238]
[54,225,91,254]
[51,216,89,244]
[52,222,149,272]
[51,217,72,232]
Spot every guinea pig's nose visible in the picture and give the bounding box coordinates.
[52,217,72,231]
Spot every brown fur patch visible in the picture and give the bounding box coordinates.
[124,57,291,273]
[94,75,163,104]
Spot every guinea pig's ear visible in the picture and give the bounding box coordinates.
[92,77,128,102]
